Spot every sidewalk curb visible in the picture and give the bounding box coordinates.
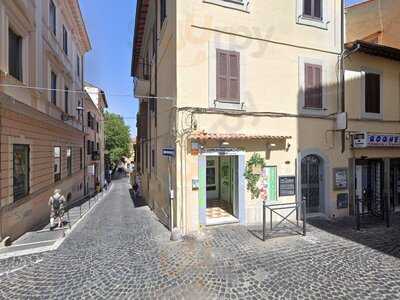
[0,183,114,260]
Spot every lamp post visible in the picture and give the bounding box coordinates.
[77,104,86,196]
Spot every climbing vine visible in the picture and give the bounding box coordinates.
[244,153,266,200]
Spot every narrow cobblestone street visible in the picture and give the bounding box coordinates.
[1,178,400,299]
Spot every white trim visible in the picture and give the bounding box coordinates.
[361,68,383,120]
[208,39,247,111]
[203,0,250,12]
[296,0,330,30]
[298,56,329,116]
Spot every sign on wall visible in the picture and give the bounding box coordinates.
[352,133,400,148]
[263,166,277,202]
[333,168,348,190]
[337,193,349,209]
[279,176,296,197]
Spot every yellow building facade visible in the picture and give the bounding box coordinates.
[132,0,400,235]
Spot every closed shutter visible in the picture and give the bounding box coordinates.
[229,52,240,100]
[304,63,322,109]
[216,49,240,102]
[365,73,380,114]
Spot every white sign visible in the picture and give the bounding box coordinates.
[162,148,175,157]
[336,112,348,130]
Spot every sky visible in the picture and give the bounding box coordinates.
[80,0,137,137]
[79,0,365,138]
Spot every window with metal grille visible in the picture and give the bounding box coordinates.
[54,147,61,182]
[13,144,30,201]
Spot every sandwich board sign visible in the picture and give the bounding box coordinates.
[162,148,175,157]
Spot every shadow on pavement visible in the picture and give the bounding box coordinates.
[308,215,400,259]
[129,189,147,208]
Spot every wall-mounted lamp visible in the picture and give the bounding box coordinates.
[221,141,230,147]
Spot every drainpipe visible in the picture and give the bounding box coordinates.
[340,0,345,153]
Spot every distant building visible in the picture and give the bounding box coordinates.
[129,137,136,164]
[0,0,91,240]
[84,83,108,194]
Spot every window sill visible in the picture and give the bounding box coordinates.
[361,113,383,120]
[297,15,329,30]
[301,107,329,116]
[213,99,245,111]
[203,0,250,13]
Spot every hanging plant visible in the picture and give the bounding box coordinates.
[244,153,266,200]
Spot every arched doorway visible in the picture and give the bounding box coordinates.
[301,155,324,214]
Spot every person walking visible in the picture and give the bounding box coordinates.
[49,189,66,230]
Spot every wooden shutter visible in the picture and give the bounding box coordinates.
[365,73,380,114]
[217,49,240,102]
[304,63,322,109]
[228,52,240,101]
[217,50,228,100]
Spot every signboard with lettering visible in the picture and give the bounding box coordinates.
[162,148,175,157]
[279,176,296,197]
[352,133,400,148]
[333,168,348,190]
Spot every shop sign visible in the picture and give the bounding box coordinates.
[263,166,277,202]
[279,176,296,197]
[368,134,400,147]
[352,132,400,148]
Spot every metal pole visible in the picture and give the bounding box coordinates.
[262,201,266,241]
[384,158,391,228]
[356,196,360,231]
[302,197,306,236]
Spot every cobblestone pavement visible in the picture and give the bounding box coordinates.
[1,178,400,299]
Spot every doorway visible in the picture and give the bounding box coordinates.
[355,159,384,217]
[205,156,239,225]
[301,155,324,214]
[390,159,400,212]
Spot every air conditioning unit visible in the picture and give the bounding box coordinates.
[351,132,367,148]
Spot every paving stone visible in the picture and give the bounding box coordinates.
[1,178,400,299]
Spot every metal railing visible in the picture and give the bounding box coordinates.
[262,198,306,241]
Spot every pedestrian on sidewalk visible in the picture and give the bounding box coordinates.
[49,189,66,230]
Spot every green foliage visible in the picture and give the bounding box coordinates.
[244,153,266,200]
[104,112,131,165]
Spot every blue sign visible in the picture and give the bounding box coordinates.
[368,134,400,147]
[162,148,175,157]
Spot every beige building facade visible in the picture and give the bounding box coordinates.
[84,83,107,194]
[132,0,400,234]
[0,0,91,241]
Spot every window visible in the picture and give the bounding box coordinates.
[216,49,240,102]
[87,140,91,155]
[87,112,92,128]
[206,158,217,191]
[304,63,323,109]
[64,86,69,114]
[9,28,23,81]
[203,0,249,11]
[51,71,57,105]
[54,146,61,182]
[77,55,80,77]
[153,23,157,57]
[91,141,95,155]
[365,72,381,114]
[303,0,322,20]
[67,147,72,176]
[96,122,99,133]
[151,149,155,168]
[63,26,68,55]
[49,0,56,35]
[13,144,29,201]
[160,0,167,25]
[97,143,100,151]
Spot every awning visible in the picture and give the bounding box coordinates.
[190,131,291,141]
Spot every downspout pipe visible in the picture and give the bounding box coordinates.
[340,0,345,153]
